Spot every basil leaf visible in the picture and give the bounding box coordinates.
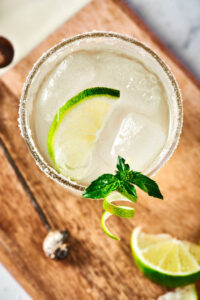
[118,182,137,203]
[130,171,163,199]
[82,156,163,202]
[82,174,120,199]
[115,170,128,181]
[116,156,130,172]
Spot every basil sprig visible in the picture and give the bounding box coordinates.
[82,156,163,201]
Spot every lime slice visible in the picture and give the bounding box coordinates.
[101,191,135,240]
[158,284,198,300]
[131,227,200,287]
[103,191,135,218]
[47,87,120,180]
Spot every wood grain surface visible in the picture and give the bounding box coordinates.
[0,0,200,299]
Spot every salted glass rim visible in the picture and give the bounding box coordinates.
[19,31,183,192]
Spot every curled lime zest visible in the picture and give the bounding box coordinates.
[101,211,120,241]
[101,191,135,240]
[103,191,135,218]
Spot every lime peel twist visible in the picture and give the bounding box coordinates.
[101,191,135,240]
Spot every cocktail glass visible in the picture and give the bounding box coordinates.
[19,32,183,193]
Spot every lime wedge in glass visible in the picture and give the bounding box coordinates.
[47,87,119,180]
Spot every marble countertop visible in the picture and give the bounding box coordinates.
[0,0,199,299]
[126,0,200,80]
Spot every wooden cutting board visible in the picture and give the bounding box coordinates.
[0,0,200,299]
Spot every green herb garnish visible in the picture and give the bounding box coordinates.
[82,156,163,201]
[82,156,163,240]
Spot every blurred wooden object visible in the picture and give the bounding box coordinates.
[0,0,199,299]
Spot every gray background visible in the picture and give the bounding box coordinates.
[126,0,200,79]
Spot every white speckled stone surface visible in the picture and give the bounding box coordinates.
[126,0,200,80]
[0,1,199,299]
[0,264,31,300]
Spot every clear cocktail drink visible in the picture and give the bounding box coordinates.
[19,32,182,191]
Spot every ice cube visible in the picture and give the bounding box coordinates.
[95,51,164,116]
[90,109,166,177]
[124,73,164,117]
[111,112,166,171]
[96,52,146,88]
[38,51,95,113]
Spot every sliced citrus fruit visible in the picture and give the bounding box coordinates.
[101,191,135,240]
[158,284,198,300]
[47,87,120,180]
[103,191,135,218]
[131,227,200,287]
